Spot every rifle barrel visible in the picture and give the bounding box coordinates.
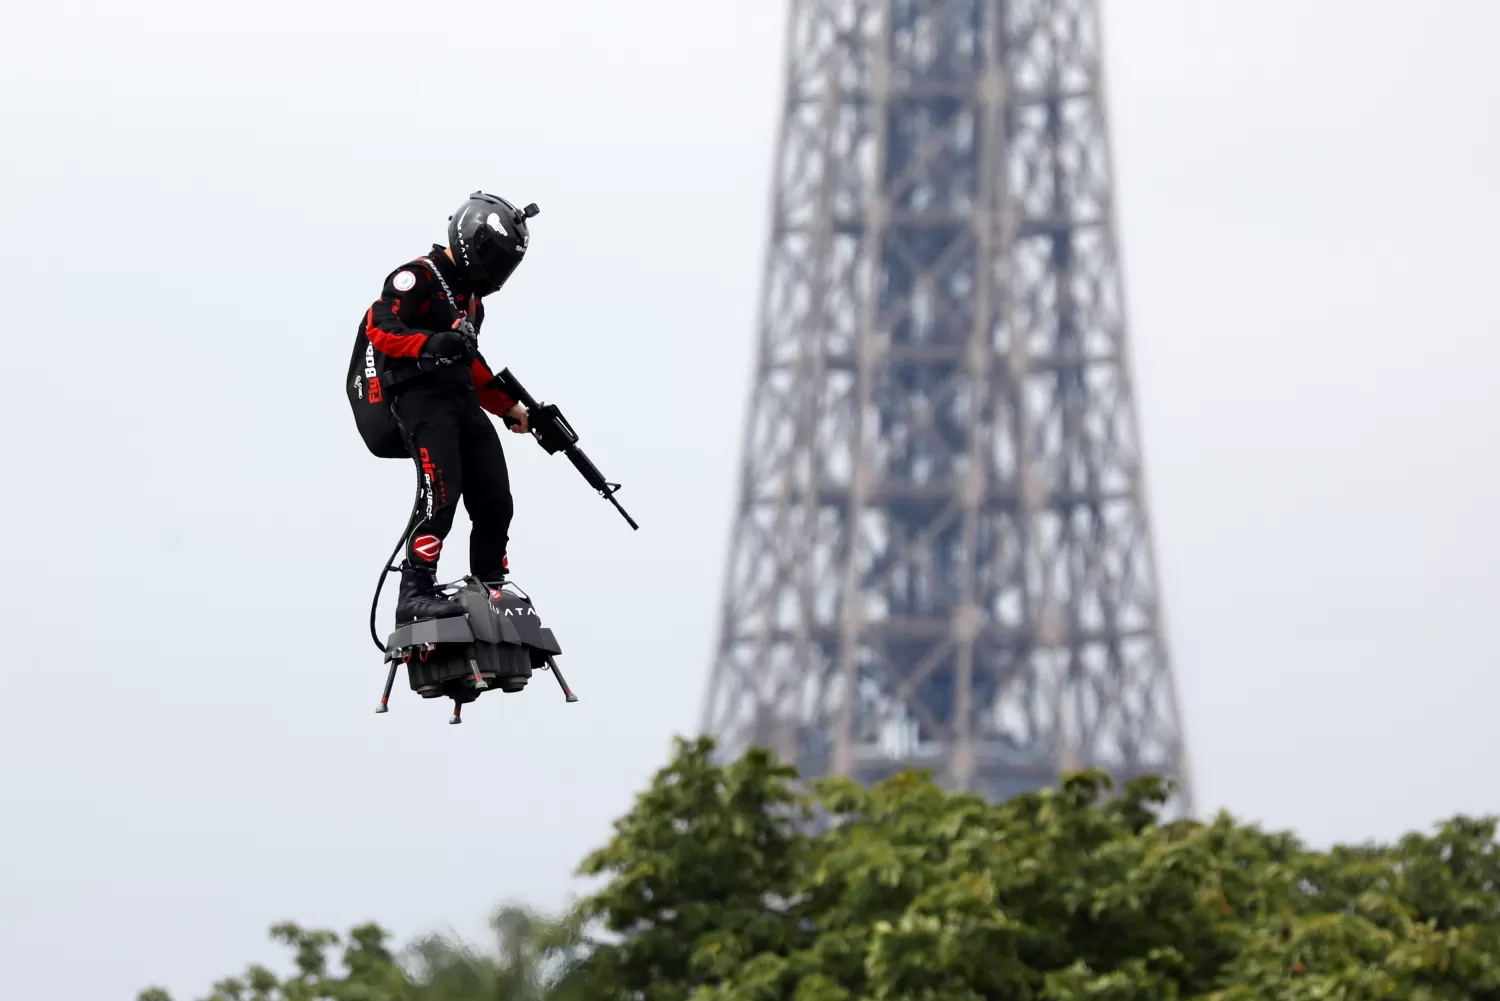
[496,367,638,531]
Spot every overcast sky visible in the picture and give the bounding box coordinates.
[3,1,1498,998]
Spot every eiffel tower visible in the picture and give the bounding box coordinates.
[701,0,1193,813]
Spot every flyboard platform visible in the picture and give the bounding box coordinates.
[375,577,577,724]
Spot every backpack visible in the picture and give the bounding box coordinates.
[348,256,466,459]
[346,325,408,459]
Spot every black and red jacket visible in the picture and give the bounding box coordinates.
[362,244,516,417]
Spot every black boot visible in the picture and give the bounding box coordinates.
[395,562,464,624]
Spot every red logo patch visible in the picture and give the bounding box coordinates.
[412,535,442,561]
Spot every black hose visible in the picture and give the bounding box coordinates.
[370,398,422,654]
[369,482,423,654]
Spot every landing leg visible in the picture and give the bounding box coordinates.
[376,660,399,713]
[450,701,463,725]
[468,656,489,690]
[546,655,579,703]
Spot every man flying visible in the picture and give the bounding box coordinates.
[358,192,538,623]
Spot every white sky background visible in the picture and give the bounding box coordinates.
[1,0,1498,996]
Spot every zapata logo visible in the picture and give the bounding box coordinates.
[412,535,442,561]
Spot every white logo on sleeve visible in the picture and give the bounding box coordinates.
[392,270,416,292]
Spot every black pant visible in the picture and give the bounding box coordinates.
[392,382,513,580]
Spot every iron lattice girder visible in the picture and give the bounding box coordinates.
[703,0,1193,815]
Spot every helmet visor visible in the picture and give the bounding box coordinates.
[475,238,522,293]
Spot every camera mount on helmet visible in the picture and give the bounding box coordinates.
[446,191,537,297]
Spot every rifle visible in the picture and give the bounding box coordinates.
[495,368,639,531]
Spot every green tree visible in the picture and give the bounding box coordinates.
[404,904,592,1001]
[136,904,586,1001]
[565,736,812,1001]
[143,736,1500,1000]
[136,921,413,1001]
[567,737,1500,1001]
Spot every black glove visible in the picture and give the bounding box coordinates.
[422,329,470,360]
[454,318,479,348]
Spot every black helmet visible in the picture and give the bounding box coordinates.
[446,191,538,296]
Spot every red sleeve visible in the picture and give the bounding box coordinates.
[472,356,515,417]
[365,262,438,359]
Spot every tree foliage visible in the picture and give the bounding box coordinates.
[143,736,1500,1000]
[136,905,587,1001]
